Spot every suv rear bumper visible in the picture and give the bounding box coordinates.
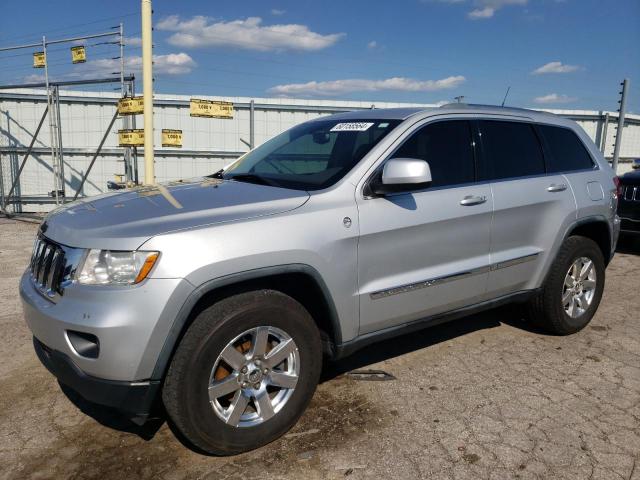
[33,336,160,420]
[620,216,640,234]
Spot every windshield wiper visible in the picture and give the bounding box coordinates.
[226,173,278,187]
[208,169,224,179]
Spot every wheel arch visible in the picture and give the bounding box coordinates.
[151,264,342,380]
[565,216,613,265]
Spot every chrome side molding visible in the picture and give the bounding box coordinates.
[370,252,540,300]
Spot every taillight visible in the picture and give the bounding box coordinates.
[613,176,622,197]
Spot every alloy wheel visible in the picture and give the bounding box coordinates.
[208,326,300,428]
[562,256,597,319]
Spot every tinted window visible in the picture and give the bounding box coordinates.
[393,121,475,187]
[539,125,595,172]
[479,120,545,180]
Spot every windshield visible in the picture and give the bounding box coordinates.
[222,119,401,190]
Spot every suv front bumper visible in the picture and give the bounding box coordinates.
[33,336,160,420]
[20,270,194,416]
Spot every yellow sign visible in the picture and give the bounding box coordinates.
[162,129,183,147]
[71,46,86,64]
[117,96,144,115]
[33,52,46,68]
[190,99,234,119]
[118,129,144,147]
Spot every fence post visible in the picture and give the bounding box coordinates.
[612,78,629,172]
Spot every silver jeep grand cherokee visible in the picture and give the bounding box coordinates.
[21,104,621,455]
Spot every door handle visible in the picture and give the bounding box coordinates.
[459,195,487,206]
[547,183,567,192]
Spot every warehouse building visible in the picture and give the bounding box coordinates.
[1,88,639,212]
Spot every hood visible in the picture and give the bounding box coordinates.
[621,169,640,185]
[42,178,309,250]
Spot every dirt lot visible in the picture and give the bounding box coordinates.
[1,217,639,480]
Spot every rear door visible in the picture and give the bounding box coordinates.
[477,119,577,298]
[356,119,493,335]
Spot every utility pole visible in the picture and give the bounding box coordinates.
[612,78,629,173]
[141,0,155,185]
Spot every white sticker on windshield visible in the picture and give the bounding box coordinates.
[330,122,374,132]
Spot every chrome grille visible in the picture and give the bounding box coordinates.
[29,235,69,302]
[621,185,639,202]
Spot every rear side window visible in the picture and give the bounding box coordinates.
[538,125,595,172]
[478,120,545,180]
[394,120,475,188]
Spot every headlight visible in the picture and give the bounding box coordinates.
[77,250,159,285]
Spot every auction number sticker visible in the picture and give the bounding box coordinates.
[330,122,374,132]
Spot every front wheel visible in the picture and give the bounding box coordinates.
[162,290,322,455]
[527,236,605,335]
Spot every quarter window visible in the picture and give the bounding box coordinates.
[478,120,545,180]
[393,121,475,188]
[538,125,595,172]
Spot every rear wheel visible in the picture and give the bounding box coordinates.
[527,236,605,335]
[163,290,322,455]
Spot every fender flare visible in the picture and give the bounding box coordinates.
[150,263,342,380]
[562,214,615,261]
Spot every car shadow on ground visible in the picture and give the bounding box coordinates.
[58,304,534,445]
[321,304,531,382]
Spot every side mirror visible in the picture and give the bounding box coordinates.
[370,157,432,195]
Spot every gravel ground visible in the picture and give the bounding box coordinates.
[1,217,639,480]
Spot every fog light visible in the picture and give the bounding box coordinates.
[66,330,99,359]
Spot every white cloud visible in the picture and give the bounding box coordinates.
[157,15,344,52]
[367,40,378,49]
[124,36,142,47]
[268,76,466,97]
[271,9,286,16]
[23,73,45,83]
[75,52,196,78]
[532,61,580,75]
[432,0,528,19]
[468,6,496,18]
[533,93,577,104]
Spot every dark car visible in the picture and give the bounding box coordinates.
[618,169,640,235]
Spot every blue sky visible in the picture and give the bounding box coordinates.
[1,0,638,112]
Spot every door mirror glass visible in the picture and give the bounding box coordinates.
[371,157,432,195]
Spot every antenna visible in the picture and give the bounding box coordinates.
[454,95,465,103]
[501,86,511,107]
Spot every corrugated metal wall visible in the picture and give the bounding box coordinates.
[1,89,639,212]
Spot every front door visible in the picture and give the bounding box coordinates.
[356,120,493,335]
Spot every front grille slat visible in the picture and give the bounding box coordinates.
[38,245,53,286]
[29,235,70,302]
[621,185,640,203]
[34,243,48,284]
[47,249,63,293]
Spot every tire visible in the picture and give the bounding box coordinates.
[527,235,605,335]
[162,290,322,455]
